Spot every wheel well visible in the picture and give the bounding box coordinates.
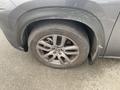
[22,19,96,58]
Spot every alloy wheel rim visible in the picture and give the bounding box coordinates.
[36,34,79,65]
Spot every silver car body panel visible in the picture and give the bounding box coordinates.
[0,0,120,59]
[105,13,120,57]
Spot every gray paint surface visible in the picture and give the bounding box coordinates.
[0,0,120,58]
[105,13,120,56]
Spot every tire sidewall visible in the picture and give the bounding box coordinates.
[28,24,89,68]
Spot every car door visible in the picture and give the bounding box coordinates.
[105,12,120,57]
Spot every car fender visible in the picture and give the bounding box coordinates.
[9,7,105,61]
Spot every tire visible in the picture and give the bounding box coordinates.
[28,21,90,68]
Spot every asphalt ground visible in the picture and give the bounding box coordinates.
[0,29,120,90]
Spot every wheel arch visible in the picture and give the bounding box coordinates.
[10,7,105,61]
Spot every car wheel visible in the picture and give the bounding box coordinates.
[28,21,90,68]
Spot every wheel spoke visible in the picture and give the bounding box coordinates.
[38,40,52,48]
[58,55,64,64]
[46,37,53,42]
[63,45,79,55]
[60,36,66,47]
[48,54,56,62]
[36,45,51,51]
[44,50,54,58]
[53,35,57,46]
[60,52,71,63]
[64,51,79,55]
[63,46,78,50]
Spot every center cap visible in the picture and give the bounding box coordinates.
[53,46,62,54]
